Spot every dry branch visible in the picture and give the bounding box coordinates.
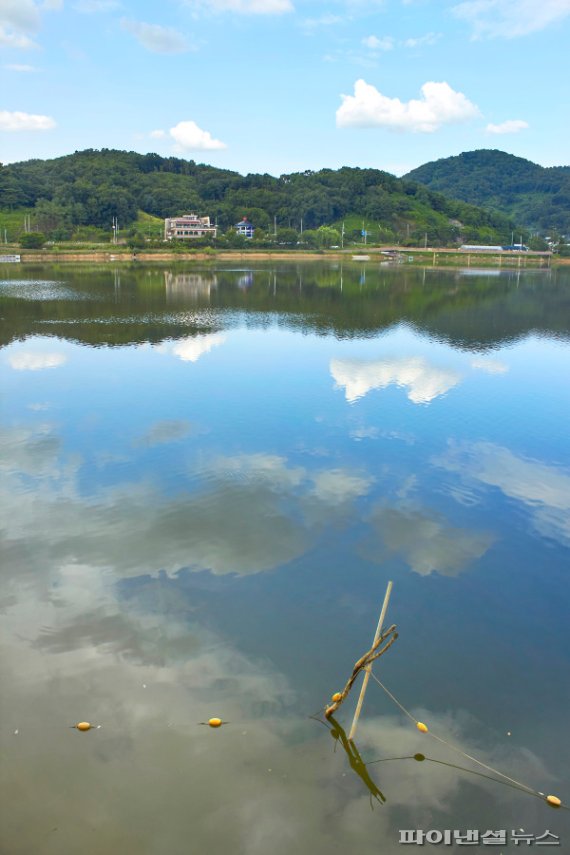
[324,624,398,719]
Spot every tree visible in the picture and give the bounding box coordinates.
[20,232,46,249]
[528,235,548,251]
[276,227,298,246]
[316,226,340,247]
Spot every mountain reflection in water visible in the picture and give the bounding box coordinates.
[1,262,569,855]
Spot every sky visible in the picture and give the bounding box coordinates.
[0,0,569,176]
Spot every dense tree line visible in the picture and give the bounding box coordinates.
[0,148,519,246]
[405,149,570,234]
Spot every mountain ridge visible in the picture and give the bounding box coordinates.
[0,147,553,245]
[404,149,570,234]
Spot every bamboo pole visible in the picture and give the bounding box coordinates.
[348,580,393,742]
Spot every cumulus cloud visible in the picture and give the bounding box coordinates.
[159,332,226,362]
[169,120,227,151]
[362,34,394,50]
[330,356,461,403]
[336,79,480,132]
[183,0,293,13]
[0,422,375,583]
[8,351,66,370]
[0,110,55,131]
[452,0,570,37]
[309,469,374,505]
[403,31,441,47]
[0,27,37,48]
[150,122,228,153]
[121,19,191,53]
[0,0,60,48]
[135,420,196,447]
[471,357,509,374]
[0,0,41,32]
[434,441,570,545]
[360,505,495,576]
[486,119,529,134]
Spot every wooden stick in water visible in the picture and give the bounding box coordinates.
[348,580,393,742]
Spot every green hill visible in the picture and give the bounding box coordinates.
[404,149,570,234]
[0,148,517,247]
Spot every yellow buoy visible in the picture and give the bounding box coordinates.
[331,692,343,703]
[416,722,429,733]
[546,795,561,808]
[208,718,223,728]
[75,722,92,732]
[414,753,425,762]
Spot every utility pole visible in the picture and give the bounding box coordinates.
[300,218,303,235]
[274,215,277,237]
[341,221,345,250]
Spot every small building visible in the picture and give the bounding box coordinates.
[235,217,254,239]
[164,214,217,241]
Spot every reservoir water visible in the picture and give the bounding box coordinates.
[1,262,569,853]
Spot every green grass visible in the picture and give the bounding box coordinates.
[0,208,34,243]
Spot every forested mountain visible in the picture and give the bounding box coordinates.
[405,150,570,234]
[0,148,516,246]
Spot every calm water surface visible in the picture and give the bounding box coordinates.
[1,262,569,854]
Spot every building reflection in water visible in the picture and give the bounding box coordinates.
[237,272,254,290]
[164,272,218,303]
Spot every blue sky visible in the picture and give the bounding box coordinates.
[1,0,569,175]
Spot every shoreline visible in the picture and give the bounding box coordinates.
[1,247,564,267]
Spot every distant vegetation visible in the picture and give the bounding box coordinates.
[405,149,570,236]
[0,148,520,249]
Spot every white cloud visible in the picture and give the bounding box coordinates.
[310,469,374,505]
[486,119,529,134]
[0,427,372,580]
[136,420,195,447]
[0,110,56,131]
[361,506,495,576]
[301,13,344,29]
[157,332,226,362]
[121,19,191,53]
[471,357,509,374]
[336,79,480,132]
[4,63,37,71]
[183,0,293,14]
[362,34,394,50]
[403,31,441,47]
[0,0,60,48]
[8,351,66,370]
[452,0,570,37]
[330,356,461,403]
[0,0,41,32]
[169,120,227,151]
[435,441,570,545]
[74,0,120,11]
[0,26,37,47]
[150,128,166,138]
